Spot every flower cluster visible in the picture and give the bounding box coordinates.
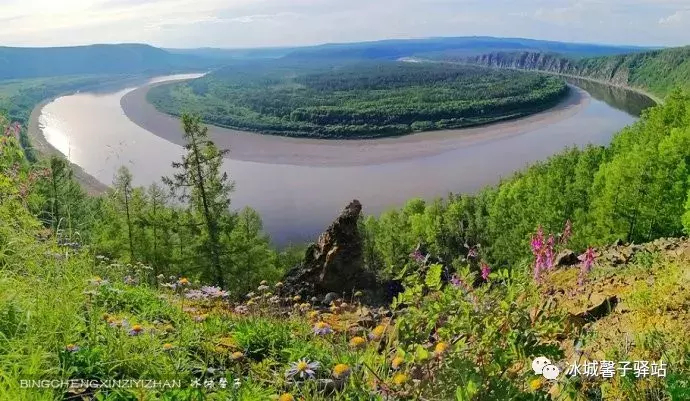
[577,247,597,286]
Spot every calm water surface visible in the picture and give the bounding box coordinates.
[39,74,655,245]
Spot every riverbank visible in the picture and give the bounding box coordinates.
[27,98,109,195]
[121,79,590,167]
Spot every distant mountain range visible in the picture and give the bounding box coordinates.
[0,43,218,80]
[0,37,656,80]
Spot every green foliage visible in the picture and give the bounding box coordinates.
[364,91,690,267]
[148,61,568,139]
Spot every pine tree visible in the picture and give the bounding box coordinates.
[163,114,234,287]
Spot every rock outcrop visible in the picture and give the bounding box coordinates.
[283,200,380,299]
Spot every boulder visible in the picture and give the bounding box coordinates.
[554,249,579,267]
[283,200,379,298]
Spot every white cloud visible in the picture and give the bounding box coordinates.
[659,8,690,25]
[0,0,688,48]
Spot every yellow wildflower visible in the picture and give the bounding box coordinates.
[392,373,408,386]
[332,363,351,379]
[349,336,367,349]
[231,351,245,360]
[163,343,174,351]
[391,356,405,369]
[369,325,386,340]
[434,341,449,356]
[278,394,295,401]
[529,378,542,391]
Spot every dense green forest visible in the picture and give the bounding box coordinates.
[148,61,568,138]
[462,46,690,99]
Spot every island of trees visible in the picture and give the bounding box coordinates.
[148,61,569,139]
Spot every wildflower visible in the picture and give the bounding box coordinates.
[156,274,165,280]
[161,283,177,290]
[545,235,555,270]
[201,286,229,299]
[123,275,138,285]
[300,303,311,312]
[177,277,189,286]
[163,343,174,351]
[409,249,425,263]
[269,295,281,304]
[369,325,386,341]
[332,363,351,379]
[246,300,256,306]
[285,358,320,380]
[391,356,404,370]
[434,341,449,356]
[307,310,319,319]
[354,291,363,297]
[577,247,596,286]
[292,295,302,302]
[467,246,479,259]
[349,336,367,349]
[310,296,319,303]
[313,322,333,336]
[88,276,108,286]
[257,285,270,292]
[529,378,543,391]
[65,344,80,353]
[274,282,284,289]
[480,262,491,281]
[392,373,409,386]
[246,292,256,298]
[193,314,208,323]
[185,290,206,300]
[231,351,245,360]
[260,280,268,286]
[128,324,144,336]
[278,394,295,401]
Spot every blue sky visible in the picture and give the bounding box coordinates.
[1,0,689,48]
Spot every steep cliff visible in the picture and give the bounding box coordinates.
[464,46,690,98]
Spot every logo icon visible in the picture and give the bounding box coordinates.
[542,364,561,380]
[532,357,561,380]
[532,357,552,374]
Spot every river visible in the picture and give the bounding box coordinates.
[36,74,655,245]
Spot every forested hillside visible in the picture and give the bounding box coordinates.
[462,46,690,99]
[0,44,216,80]
[2,89,690,399]
[148,61,568,138]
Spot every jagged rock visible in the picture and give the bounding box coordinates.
[322,292,339,305]
[283,200,381,299]
[555,250,579,267]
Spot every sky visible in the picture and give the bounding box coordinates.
[1,0,689,49]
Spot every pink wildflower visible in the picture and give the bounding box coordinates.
[480,262,491,281]
[577,247,596,286]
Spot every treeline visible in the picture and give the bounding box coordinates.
[362,90,690,274]
[148,61,568,139]
[6,113,302,295]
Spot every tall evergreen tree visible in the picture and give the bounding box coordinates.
[163,114,234,287]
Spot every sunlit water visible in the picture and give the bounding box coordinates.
[38,74,654,245]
